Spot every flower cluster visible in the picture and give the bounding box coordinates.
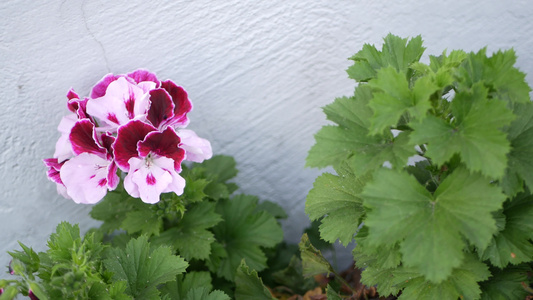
[44,69,212,204]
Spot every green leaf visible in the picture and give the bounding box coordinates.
[181,177,209,204]
[184,288,230,300]
[160,272,228,300]
[307,85,373,169]
[411,50,467,91]
[46,222,82,261]
[481,192,533,268]
[104,235,188,299]
[458,48,531,104]
[352,226,402,270]
[298,234,335,277]
[90,189,137,233]
[479,265,530,300]
[323,86,374,130]
[0,286,18,300]
[234,260,274,300]
[28,282,48,300]
[362,167,505,282]
[254,200,288,219]
[348,34,425,81]
[305,163,367,246]
[360,265,417,296]
[503,102,533,196]
[326,285,343,300]
[210,195,283,281]
[410,83,514,178]
[89,281,132,300]
[303,220,333,252]
[307,85,416,172]
[189,155,239,199]
[152,201,222,260]
[271,256,317,295]
[368,67,436,134]
[8,242,40,274]
[306,125,361,169]
[429,50,468,72]
[362,254,489,300]
[121,209,162,236]
[405,160,438,193]
[347,130,416,175]
[200,155,239,183]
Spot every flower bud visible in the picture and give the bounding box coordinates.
[29,290,39,300]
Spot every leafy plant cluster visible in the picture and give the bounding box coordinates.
[3,155,329,299]
[305,34,533,299]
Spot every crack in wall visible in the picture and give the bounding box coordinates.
[80,0,111,72]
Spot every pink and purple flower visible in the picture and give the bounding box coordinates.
[44,69,212,204]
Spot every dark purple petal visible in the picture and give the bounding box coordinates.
[147,89,175,128]
[67,97,91,119]
[66,89,79,100]
[100,132,115,158]
[66,89,80,113]
[43,158,65,184]
[69,119,106,156]
[137,127,185,171]
[90,73,120,98]
[29,290,39,300]
[76,98,90,119]
[113,120,156,170]
[161,80,192,126]
[127,69,160,85]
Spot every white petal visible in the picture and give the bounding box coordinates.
[163,169,185,196]
[178,129,213,163]
[54,114,78,161]
[124,155,183,204]
[60,153,110,204]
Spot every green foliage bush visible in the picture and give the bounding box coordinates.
[1,156,289,300]
[306,34,533,299]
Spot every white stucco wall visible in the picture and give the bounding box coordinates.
[1,0,533,276]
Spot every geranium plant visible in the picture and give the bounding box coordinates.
[1,70,297,299]
[305,34,533,299]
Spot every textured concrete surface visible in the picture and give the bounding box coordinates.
[1,0,533,275]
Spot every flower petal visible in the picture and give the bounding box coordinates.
[113,120,156,171]
[60,153,111,204]
[107,161,120,190]
[69,119,106,156]
[100,132,116,158]
[43,158,64,184]
[66,88,80,113]
[54,114,78,161]
[178,129,213,163]
[162,168,185,196]
[123,157,143,198]
[147,88,175,129]
[137,126,185,171]
[68,97,91,119]
[124,156,175,204]
[90,73,120,98]
[87,77,151,128]
[127,69,160,86]
[161,80,192,127]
